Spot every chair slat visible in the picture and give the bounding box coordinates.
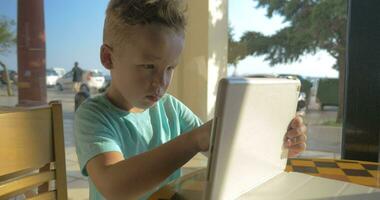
[0,171,55,198]
[27,191,56,200]
[0,169,36,183]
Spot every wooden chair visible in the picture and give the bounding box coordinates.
[0,101,68,200]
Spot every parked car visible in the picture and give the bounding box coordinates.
[98,74,111,93]
[316,78,339,110]
[53,67,66,77]
[46,68,60,87]
[56,70,105,92]
[278,74,313,110]
[245,74,278,78]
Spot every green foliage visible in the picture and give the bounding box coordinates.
[0,16,16,55]
[228,0,347,69]
[228,27,246,66]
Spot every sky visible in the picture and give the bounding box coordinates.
[0,0,339,78]
[0,0,109,74]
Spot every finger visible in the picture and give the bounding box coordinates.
[287,115,304,130]
[288,143,306,157]
[284,135,307,148]
[285,125,307,139]
[288,150,300,158]
[285,129,302,139]
[289,135,307,146]
[291,116,304,129]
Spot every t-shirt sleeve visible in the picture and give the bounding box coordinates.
[74,104,122,176]
[168,95,204,133]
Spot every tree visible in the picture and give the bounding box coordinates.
[231,0,347,122]
[0,16,16,54]
[228,26,246,76]
[0,16,17,96]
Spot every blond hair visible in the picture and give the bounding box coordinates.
[103,0,187,46]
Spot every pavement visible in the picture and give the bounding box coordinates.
[0,87,342,200]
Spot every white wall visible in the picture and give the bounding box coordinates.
[169,0,228,122]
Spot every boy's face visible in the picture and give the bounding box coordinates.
[102,24,184,111]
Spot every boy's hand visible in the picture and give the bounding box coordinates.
[284,115,307,157]
[194,116,307,157]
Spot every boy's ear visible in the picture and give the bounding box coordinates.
[100,44,113,70]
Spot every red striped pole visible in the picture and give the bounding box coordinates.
[17,0,47,106]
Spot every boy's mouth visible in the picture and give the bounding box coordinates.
[146,95,161,102]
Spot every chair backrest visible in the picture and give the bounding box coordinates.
[0,101,68,200]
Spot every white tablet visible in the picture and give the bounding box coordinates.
[204,77,300,200]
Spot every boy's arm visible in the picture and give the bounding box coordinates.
[87,120,212,200]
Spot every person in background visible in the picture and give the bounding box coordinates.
[72,61,83,92]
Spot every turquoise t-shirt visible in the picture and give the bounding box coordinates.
[74,93,203,200]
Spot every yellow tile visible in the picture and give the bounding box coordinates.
[358,160,380,165]
[317,168,346,176]
[312,158,336,162]
[368,170,380,179]
[336,162,365,170]
[368,170,380,188]
[290,160,316,167]
[285,165,293,172]
[347,176,378,187]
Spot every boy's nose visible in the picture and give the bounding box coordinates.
[152,73,168,87]
[151,81,164,96]
[152,77,163,87]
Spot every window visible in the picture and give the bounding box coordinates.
[228,0,347,159]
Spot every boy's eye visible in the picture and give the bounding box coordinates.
[139,64,155,69]
[145,64,155,69]
[167,66,176,71]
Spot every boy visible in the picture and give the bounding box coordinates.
[74,0,307,199]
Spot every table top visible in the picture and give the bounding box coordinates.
[148,158,380,200]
